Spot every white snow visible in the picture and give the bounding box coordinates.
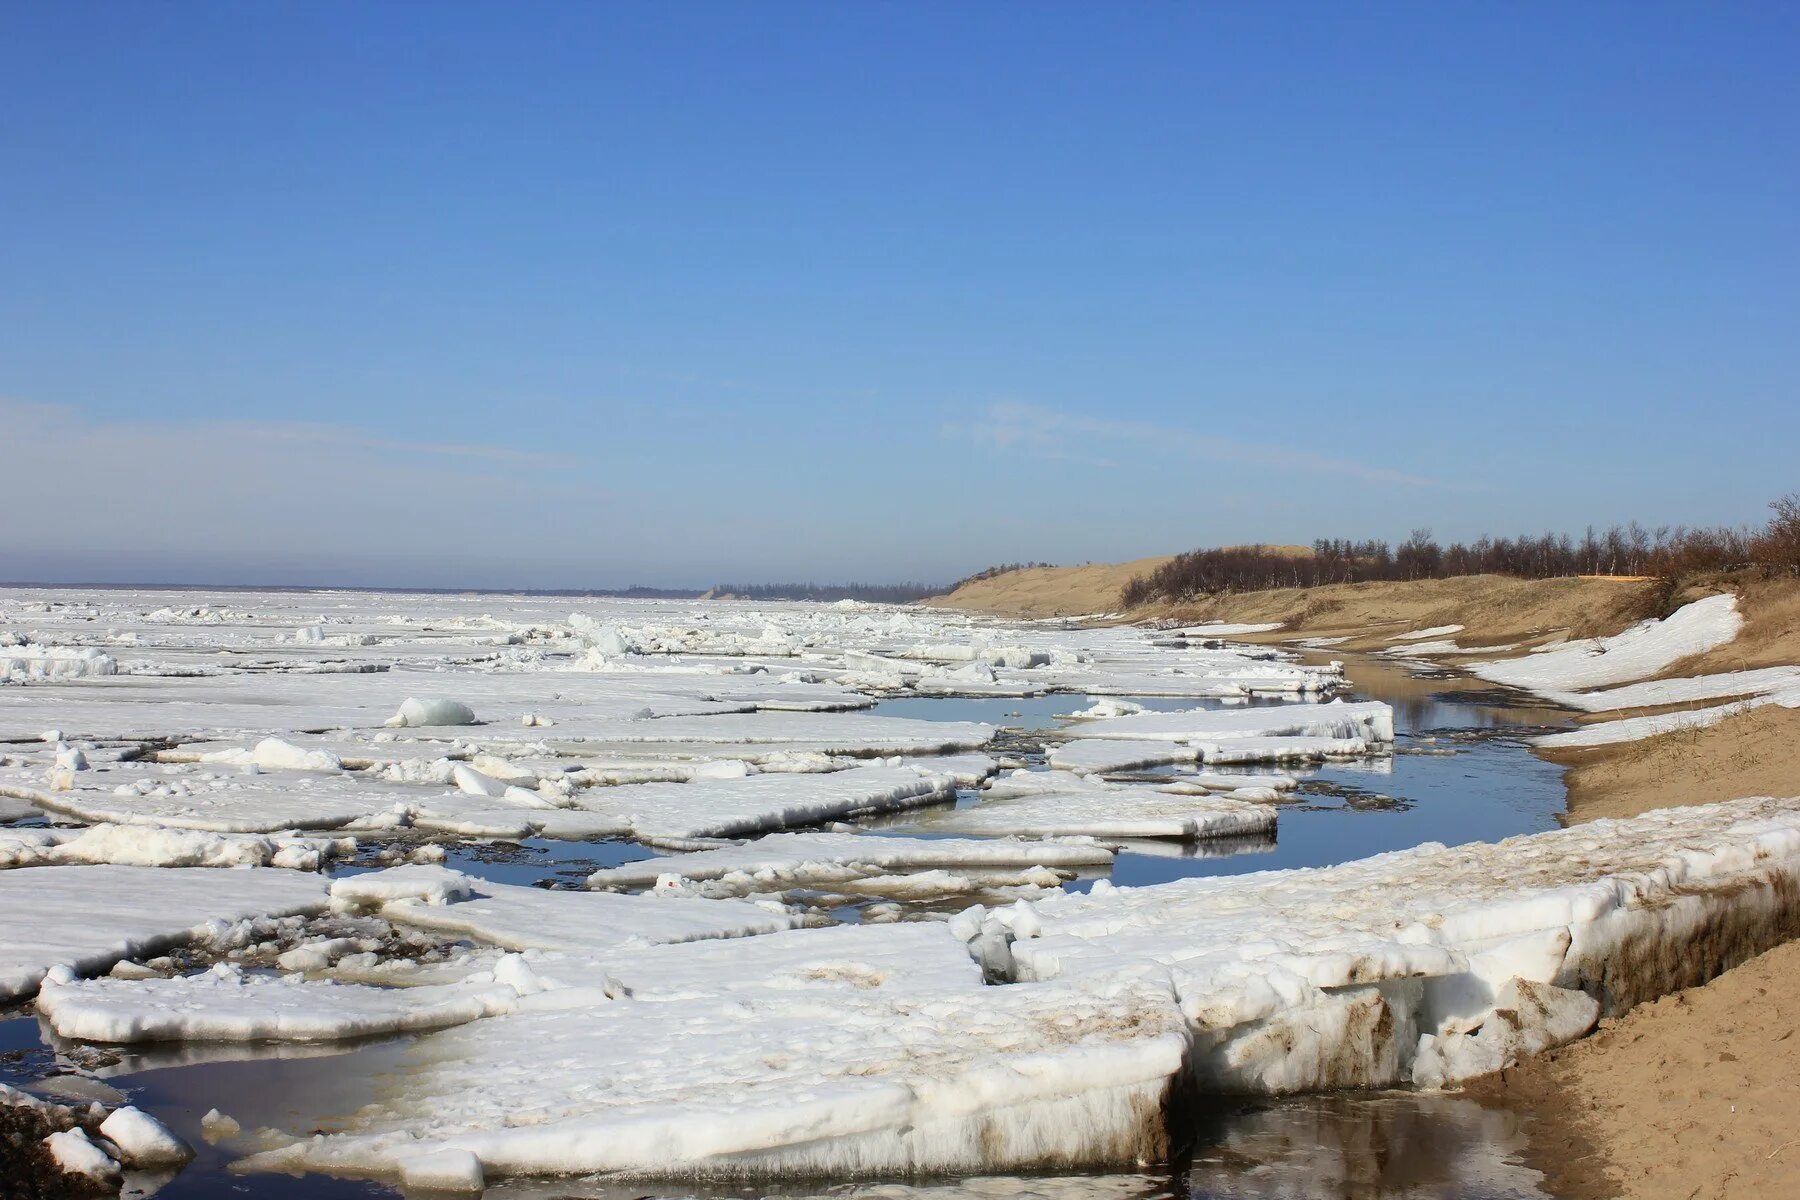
[540,921,987,999]
[1533,687,1800,748]
[1388,625,1464,642]
[1539,665,1800,713]
[1472,594,1742,693]
[43,1126,120,1183]
[330,864,477,907]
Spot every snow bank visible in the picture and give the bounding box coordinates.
[1533,687,1800,748]
[1472,594,1742,693]
[1540,665,1800,713]
[1388,625,1465,642]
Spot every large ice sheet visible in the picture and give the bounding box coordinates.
[1,762,412,833]
[241,967,1188,1183]
[1,758,631,840]
[534,921,986,999]
[1471,594,1742,693]
[0,865,328,1000]
[586,832,1112,890]
[355,874,800,955]
[995,795,1800,1092]
[1047,740,1197,775]
[552,711,995,754]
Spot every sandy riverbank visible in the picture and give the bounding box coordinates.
[927,564,1800,1198]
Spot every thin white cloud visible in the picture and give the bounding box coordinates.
[966,400,1445,487]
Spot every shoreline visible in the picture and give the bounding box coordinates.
[928,568,1800,1199]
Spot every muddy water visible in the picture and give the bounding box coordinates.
[3,654,1573,1199]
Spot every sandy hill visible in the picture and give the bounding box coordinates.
[919,558,1172,618]
[925,547,1313,620]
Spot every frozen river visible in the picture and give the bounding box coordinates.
[0,588,1785,1198]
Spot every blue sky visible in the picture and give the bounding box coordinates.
[2,2,1795,587]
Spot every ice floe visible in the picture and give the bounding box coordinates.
[0,824,349,871]
[907,788,1277,843]
[347,871,800,955]
[1057,700,1394,747]
[241,967,1188,1183]
[0,864,328,1000]
[587,831,1113,891]
[37,960,523,1043]
[567,763,961,841]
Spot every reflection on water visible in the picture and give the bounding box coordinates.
[418,1093,1547,1200]
[104,1038,408,1199]
[1183,1093,1547,1199]
[4,654,1572,1199]
[444,835,658,889]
